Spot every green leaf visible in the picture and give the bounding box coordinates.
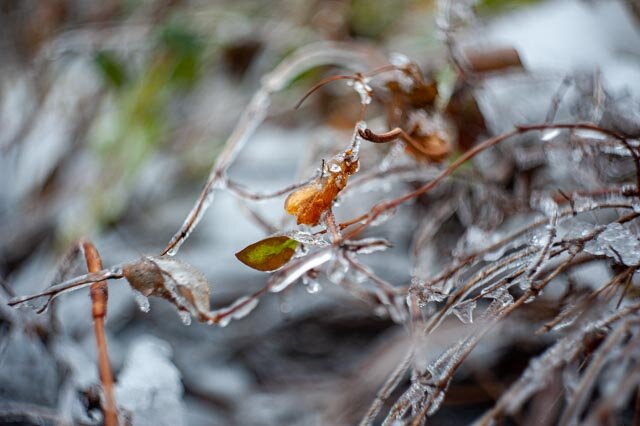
[235,236,299,272]
[94,51,128,89]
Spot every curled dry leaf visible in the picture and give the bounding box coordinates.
[445,81,487,152]
[403,126,452,163]
[235,236,299,272]
[285,151,359,226]
[123,256,210,323]
[383,59,452,163]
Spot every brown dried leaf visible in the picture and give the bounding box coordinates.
[445,81,487,152]
[123,256,211,322]
[284,155,358,226]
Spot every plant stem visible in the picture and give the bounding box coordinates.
[82,241,117,426]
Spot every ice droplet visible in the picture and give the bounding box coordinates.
[530,231,550,248]
[178,310,192,326]
[345,237,392,254]
[572,194,597,212]
[328,162,342,173]
[541,129,561,141]
[230,296,259,320]
[217,316,231,328]
[584,222,640,266]
[413,277,454,304]
[328,254,349,284]
[304,276,322,294]
[133,290,150,313]
[371,207,397,226]
[269,249,334,293]
[347,78,372,105]
[286,230,329,247]
[390,52,411,68]
[561,220,593,240]
[481,286,514,308]
[452,300,476,324]
[531,193,558,217]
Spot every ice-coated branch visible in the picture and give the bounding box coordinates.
[344,122,638,241]
[161,41,384,256]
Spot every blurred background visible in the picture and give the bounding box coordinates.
[1,0,640,425]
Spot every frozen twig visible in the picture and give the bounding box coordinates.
[161,42,383,256]
[81,241,117,426]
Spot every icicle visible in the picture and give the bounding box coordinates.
[269,249,334,293]
[302,274,322,294]
[133,290,151,313]
[481,286,514,308]
[327,254,349,284]
[452,300,477,324]
[178,310,192,326]
[572,194,598,212]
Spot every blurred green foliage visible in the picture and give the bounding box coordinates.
[349,0,407,39]
[476,0,540,14]
[86,19,206,231]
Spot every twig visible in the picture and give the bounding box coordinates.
[545,75,572,123]
[161,42,382,256]
[345,122,635,240]
[359,349,413,426]
[81,241,117,426]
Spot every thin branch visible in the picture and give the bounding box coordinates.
[161,42,382,256]
[7,267,124,309]
[345,122,635,240]
[81,241,117,426]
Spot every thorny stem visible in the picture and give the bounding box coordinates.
[82,241,117,426]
